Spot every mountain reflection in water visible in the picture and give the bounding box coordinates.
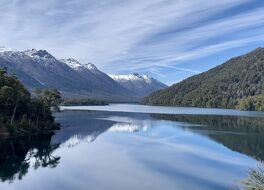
[152,114,264,161]
[0,110,263,190]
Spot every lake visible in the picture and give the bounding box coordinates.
[0,104,264,190]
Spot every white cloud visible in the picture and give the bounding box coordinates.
[0,0,263,83]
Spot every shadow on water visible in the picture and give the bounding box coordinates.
[152,114,264,162]
[0,133,60,183]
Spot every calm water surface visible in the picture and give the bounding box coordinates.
[0,104,264,190]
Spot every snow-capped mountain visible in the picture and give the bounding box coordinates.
[24,49,55,59]
[0,48,88,91]
[60,58,97,71]
[109,73,167,97]
[0,48,137,101]
[60,58,131,97]
[0,47,166,101]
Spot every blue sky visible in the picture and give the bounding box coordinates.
[0,0,264,85]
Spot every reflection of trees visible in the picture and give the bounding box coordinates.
[152,114,264,161]
[0,133,60,183]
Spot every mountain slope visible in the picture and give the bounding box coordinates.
[60,58,134,97]
[0,48,137,102]
[0,57,44,89]
[142,48,264,109]
[110,73,167,97]
[0,49,89,91]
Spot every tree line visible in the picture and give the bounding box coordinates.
[62,97,108,106]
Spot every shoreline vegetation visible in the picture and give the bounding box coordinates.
[0,68,62,139]
[62,98,108,106]
[0,67,109,139]
[238,95,264,111]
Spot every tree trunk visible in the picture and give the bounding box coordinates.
[36,111,40,129]
[10,142,16,157]
[10,103,17,125]
[20,114,26,124]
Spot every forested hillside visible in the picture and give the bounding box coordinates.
[142,48,264,110]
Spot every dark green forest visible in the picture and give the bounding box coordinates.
[0,68,62,137]
[62,97,108,106]
[142,48,264,111]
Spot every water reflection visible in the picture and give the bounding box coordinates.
[54,111,264,163]
[152,114,264,161]
[0,133,60,183]
[52,111,115,147]
[0,110,263,190]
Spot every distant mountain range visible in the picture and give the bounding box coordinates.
[109,73,167,97]
[0,47,166,102]
[143,47,264,109]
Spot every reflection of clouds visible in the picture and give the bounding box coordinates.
[122,133,255,189]
[109,122,150,133]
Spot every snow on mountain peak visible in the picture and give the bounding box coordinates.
[83,63,97,70]
[0,46,15,53]
[24,49,54,59]
[109,73,152,82]
[61,58,98,71]
[60,58,82,69]
[109,73,167,96]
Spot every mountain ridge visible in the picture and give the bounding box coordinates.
[0,48,135,101]
[0,47,165,102]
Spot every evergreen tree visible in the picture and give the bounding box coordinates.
[0,68,61,136]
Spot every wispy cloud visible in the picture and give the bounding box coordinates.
[0,0,263,84]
